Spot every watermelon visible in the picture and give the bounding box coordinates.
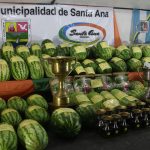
[42,54,54,78]
[16,45,30,60]
[96,41,112,60]
[90,78,104,92]
[86,46,95,58]
[30,43,42,58]
[73,62,86,75]
[0,123,17,150]
[96,62,112,74]
[102,99,120,109]
[110,57,127,72]
[7,96,28,113]
[129,81,145,90]
[128,89,146,99]
[17,119,48,150]
[41,39,56,56]
[82,59,97,71]
[131,46,142,59]
[72,92,91,105]
[127,58,142,71]
[116,45,131,60]
[87,91,105,110]
[70,45,87,61]
[56,43,71,56]
[109,45,116,56]
[95,58,106,64]
[1,42,15,62]
[142,57,150,64]
[100,91,116,100]
[0,98,7,112]
[51,108,81,137]
[120,96,139,106]
[142,45,150,57]
[27,94,48,110]
[10,55,29,80]
[111,89,128,100]
[84,66,95,75]
[25,105,49,124]
[1,108,22,127]
[76,103,96,127]
[27,55,44,80]
[0,59,10,81]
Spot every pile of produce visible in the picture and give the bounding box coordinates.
[0,94,49,150]
[0,40,150,81]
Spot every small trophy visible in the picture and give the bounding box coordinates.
[46,56,76,108]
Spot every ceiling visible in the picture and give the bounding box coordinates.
[0,0,150,10]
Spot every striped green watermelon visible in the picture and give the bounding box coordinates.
[116,45,131,60]
[7,96,28,113]
[0,97,7,112]
[142,57,150,64]
[70,45,87,61]
[30,43,42,58]
[10,55,29,80]
[129,81,145,90]
[142,45,150,57]
[72,92,91,105]
[128,89,146,99]
[56,45,68,56]
[131,46,142,59]
[109,45,116,56]
[127,58,142,71]
[100,91,116,100]
[1,108,22,127]
[16,45,30,60]
[41,39,56,56]
[0,123,17,150]
[109,57,127,72]
[96,41,112,60]
[42,54,54,78]
[57,43,71,56]
[25,105,49,124]
[0,59,10,81]
[111,89,128,100]
[17,119,48,150]
[95,58,106,64]
[51,108,81,137]
[96,62,112,74]
[2,42,15,62]
[76,103,96,127]
[27,94,48,110]
[27,55,44,79]
[82,59,97,71]
[120,96,138,106]
[87,91,105,110]
[102,99,120,109]
[73,62,86,75]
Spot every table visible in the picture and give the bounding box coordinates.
[46,128,150,150]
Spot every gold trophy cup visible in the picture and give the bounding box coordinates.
[46,56,76,108]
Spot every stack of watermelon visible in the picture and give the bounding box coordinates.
[0,94,49,150]
[1,40,150,80]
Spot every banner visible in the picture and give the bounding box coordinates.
[0,4,114,46]
[130,9,150,44]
